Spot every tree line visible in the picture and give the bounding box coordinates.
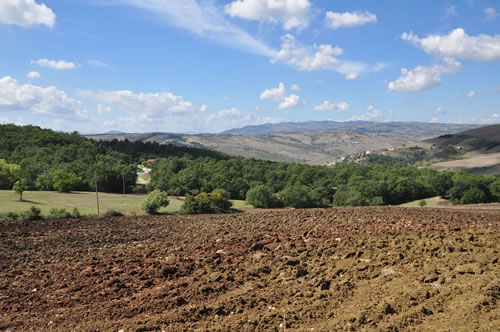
[1,124,498,207]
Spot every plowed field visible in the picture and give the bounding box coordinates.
[1,207,499,331]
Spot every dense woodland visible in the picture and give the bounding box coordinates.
[1,124,499,207]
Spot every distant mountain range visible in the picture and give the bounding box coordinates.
[222,121,479,136]
[86,121,481,164]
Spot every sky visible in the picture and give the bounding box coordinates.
[0,0,499,134]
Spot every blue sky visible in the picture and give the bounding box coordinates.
[0,0,499,133]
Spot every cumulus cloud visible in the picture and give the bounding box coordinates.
[260,82,304,110]
[290,84,300,91]
[388,58,462,92]
[485,8,497,21]
[314,100,350,112]
[0,0,55,28]
[0,76,87,119]
[345,105,383,121]
[431,117,439,123]
[279,94,304,110]
[31,59,80,70]
[200,104,208,112]
[97,104,112,114]
[206,107,282,132]
[325,11,377,29]
[80,89,196,120]
[260,82,286,101]
[402,28,500,61]
[27,71,40,79]
[224,0,311,30]
[271,34,383,79]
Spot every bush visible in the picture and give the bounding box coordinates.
[140,190,169,214]
[418,200,427,207]
[47,208,72,219]
[245,185,282,208]
[104,209,124,217]
[6,211,19,221]
[182,190,233,214]
[20,206,43,221]
[461,188,487,204]
[72,207,81,218]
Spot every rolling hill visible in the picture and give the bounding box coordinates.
[86,121,480,164]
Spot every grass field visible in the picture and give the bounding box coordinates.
[400,196,450,207]
[0,190,249,216]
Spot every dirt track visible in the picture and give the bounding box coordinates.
[1,207,499,331]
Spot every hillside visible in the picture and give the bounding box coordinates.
[87,131,416,163]
[86,121,478,164]
[222,121,479,136]
[345,124,500,175]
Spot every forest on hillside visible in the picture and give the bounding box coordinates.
[0,124,499,207]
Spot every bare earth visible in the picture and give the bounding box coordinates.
[1,206,499,331]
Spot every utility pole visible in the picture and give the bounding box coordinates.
[95,174,100,215]
[122,170,126,196]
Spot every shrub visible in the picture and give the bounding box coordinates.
[461,188,487,204]
[6,211,19,221]
[418,200,427,207]
[140,190,169,214]
[104,209,124,217]
[47,208,72,220]
[245,185,281,208]
[71,207,81,218]
[20,206,43,221]
[182,190,233,214]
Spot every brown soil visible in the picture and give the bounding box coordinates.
[1,207,499,331]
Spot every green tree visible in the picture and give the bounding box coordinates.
[140,190,169,214]
[53,170,80,192]
[12,179,27,201]
[245,185,281,208]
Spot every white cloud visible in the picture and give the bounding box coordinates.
[260,82,286,101]
[80,89,196,119]
[402,28,500,61]
[279,94,304,110]
[87,59,112,69]
[0,76,87,119]
[260,82,304,110]
[435,107,445,114]
[31,59,80,70]
[314,100,350,112]
[441,5,457,20]
[431,117,439,123]
[325,11,377,29]
[271,34,383,79]
[116,0,275,57]
[464,86,500,98]
[0,0,55,28]
[224,0,312,30]
[493,113,500,118]
[200,104,208,112]
[27,71,40,79]
[206,107,283,132]
[345,105,383,121]
[0,117,9,124]
[485,8,497,21]
[466,90,476,98]
[388,58,462,92]
[290,84,300,91]
[97,104,112,114]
